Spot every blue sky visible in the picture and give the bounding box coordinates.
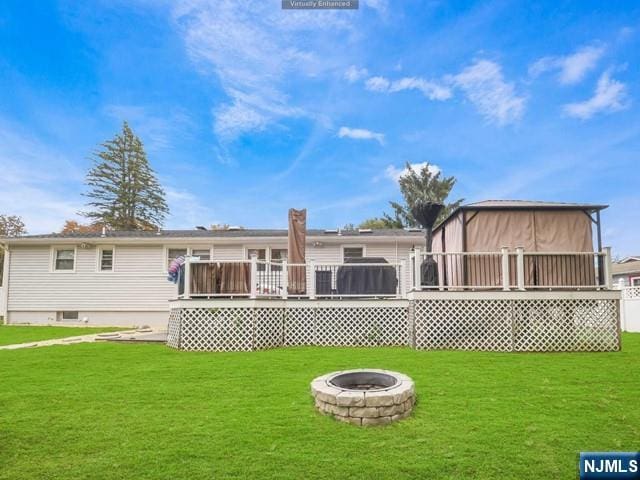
[0,1,638,255]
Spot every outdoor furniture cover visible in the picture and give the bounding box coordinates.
[336,257,397,295]
[287,208,307,295]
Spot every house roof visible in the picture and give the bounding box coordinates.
[612,259,640,275]
[0,228,425,244]
[435,199,608,231]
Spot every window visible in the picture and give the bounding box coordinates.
[343,246,364,261]
[191,248,211,261]
[632,277,640,287]
[247,248,267,271]
[60,311,79,321]
[99,248,114,271]
[54,248,75,271]
[270,248,288,271]
[167,248,188,268]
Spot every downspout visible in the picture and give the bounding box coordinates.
[1,244,9,324]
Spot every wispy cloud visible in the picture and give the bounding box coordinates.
[172,1,385,141]
[449,60,526,125]
[529,45,605,85]
[104,104,194,151]
[344,65,369,83]
[563,70,629,119]
[338,126,385,145]
[384,162,440,182]
[365,75,452,100]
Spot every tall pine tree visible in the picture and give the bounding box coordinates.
[82,122,169,230]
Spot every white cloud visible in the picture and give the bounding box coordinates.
[338,126,385,145]
[366,75,452,100]
[450,60,526,125]
[529,45,605,85]
[388,77,453,100]
[365,76,391,92]
[172,1,381,140]
[384,162,441,182]
[344,65,368,83]
[563,71,629,119]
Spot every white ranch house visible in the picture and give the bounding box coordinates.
[0,227,422,328]
[0,201,624,353]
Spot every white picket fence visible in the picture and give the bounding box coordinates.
[621,287,640,332]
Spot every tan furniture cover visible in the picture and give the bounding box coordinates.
[287,208,307,294]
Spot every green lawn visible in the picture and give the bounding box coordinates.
[0,335,638,479]
[0,325,126,346]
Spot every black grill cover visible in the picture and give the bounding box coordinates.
[336,257,398,295]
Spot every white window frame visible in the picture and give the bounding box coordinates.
[163,246,213,270]
[631,276,640,286]
[243,246,288,273]
[341,244,366,262]
[96,246,116,273]
[51,246,77,273]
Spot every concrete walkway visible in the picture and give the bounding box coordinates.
[0,329,167,350]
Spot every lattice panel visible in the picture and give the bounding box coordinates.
[284,307,316,346]
[254,308,285,350]
[166,308,182,349]
[622,287,640,299]
[413,298,620,352]
[513,299,619,352]
[315,306,409,347]
[179,307,253,351]
[413,299,513,351]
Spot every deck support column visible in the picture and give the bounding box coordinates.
[516,247,525,291]
[183,257,191,300]
[603,246,613,290]
[308,259,316,300]
[250,255,257,299]
[413,247,422,290]
[501,246,510,291]
[281,260,288,299]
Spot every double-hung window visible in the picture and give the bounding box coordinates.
[167,248,188,269]
[54,248,75,271]
[270,248,288,271]
[343,246,364,261]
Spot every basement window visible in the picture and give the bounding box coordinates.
[59,311,79,321]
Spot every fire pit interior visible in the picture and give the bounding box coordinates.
[311,369,415,426]
[329,371,398,391]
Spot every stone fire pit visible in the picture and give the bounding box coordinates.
[310,369,415,426]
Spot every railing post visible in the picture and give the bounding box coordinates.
[399,260,407,298]
[183,256,191,299]
[308,259,316,300]
[603,246,613,290]
[250,255,257,299]
[501,246,510,291]
[281,260,288,299]
[413,247,422,290]
[516,247,525,291]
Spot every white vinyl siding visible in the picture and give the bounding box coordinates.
[8,245,174,311]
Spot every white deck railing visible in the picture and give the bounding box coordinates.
[177,247,613,300]
[409,247,612,291]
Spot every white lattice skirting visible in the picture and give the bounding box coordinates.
[167,300,410,351]
[168,292,621,352]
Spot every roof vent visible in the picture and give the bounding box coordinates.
[195,226,207,231]
[324,229,338,234]
[358,228,372,234]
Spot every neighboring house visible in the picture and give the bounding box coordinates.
[612,256,640,287]
[0,228,423,328]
